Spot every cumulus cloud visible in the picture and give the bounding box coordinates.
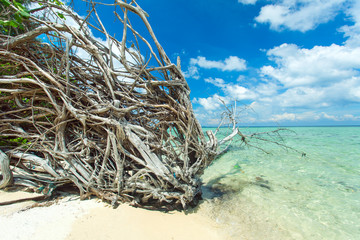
[269,111,360,122]
[254,82,279,96]
[262,43,360,87]
[342,114,360,120]
[259,42,360,109]
[194,42,360,123]
[183,65,200,79]
[183,55,247,79]
[204,77,257,101]
[192,1,360,125]
[204,77,226,88]
[255,0,347,32]
[190,56,247,71]
[340,24,360,48]
[226,85,257,100]
[193,77,258,114]
[238,0,258,5]
[253,0,360,115]
[192,94,230,111]
[274,87,328,108]
[339,0,360,47]
[270,112,296,122]
[195,41,360,123]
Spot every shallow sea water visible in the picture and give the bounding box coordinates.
[200,127,360,240]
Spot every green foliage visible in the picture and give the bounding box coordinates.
[40,101,53,108]
[3,99,17,108]
[0,136,30,147]
[38,0,64,7]
[1,0,11,7]
[0,61,19,75]
[9,137,29,144]
[47,0,63,6]
[0,0,67,34]
[0,0,30,34]
[57,12,65,19]
[51,0,63,6]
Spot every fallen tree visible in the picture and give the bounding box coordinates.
[0,0,294,210]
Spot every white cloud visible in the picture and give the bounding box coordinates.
[194,41,360,123]
[195,41,360,123]
[274,87,327,108]
[256,4,289,30]
[322,112,340,121]
[193,99,263,126]
[223,56,247,71]
[191,1,360,125]
[184,55,246,79]
[268,111,358,122]
[190,56,247,71]
[343,0,360,24]
[254,82,279,96]
[225,85,257,100]
[343,114,360,120]
[340,1,360,47]
[192,78,268,125]
[238,0,258,5]
[204,77,257,101]
[255,0,347,32]
[261,43,360,88]
[340,24,360,47]
[192,94,230,111]
[270,112,296,122]
[262,77,360,109]
[249,0,360,46]
[183,65,200,79]
[318,112,360,121]
[254,0,360,113]
[204,77,226,88]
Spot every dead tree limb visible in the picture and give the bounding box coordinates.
[0,0,298,210]
[0,0,219,209]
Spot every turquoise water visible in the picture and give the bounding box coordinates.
[200,127,360,240]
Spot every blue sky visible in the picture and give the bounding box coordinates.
[72,0,360,126]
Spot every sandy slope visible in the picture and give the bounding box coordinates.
[0,190,225,240]
[67,203,222,240]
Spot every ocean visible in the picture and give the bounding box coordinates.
[200,126,360,240]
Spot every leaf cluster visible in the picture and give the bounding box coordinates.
[0,0,30,34]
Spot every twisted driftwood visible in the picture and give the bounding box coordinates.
[0,0,295,209]
[0,0,221,209]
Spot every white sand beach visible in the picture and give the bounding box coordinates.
[0,190,225,240]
